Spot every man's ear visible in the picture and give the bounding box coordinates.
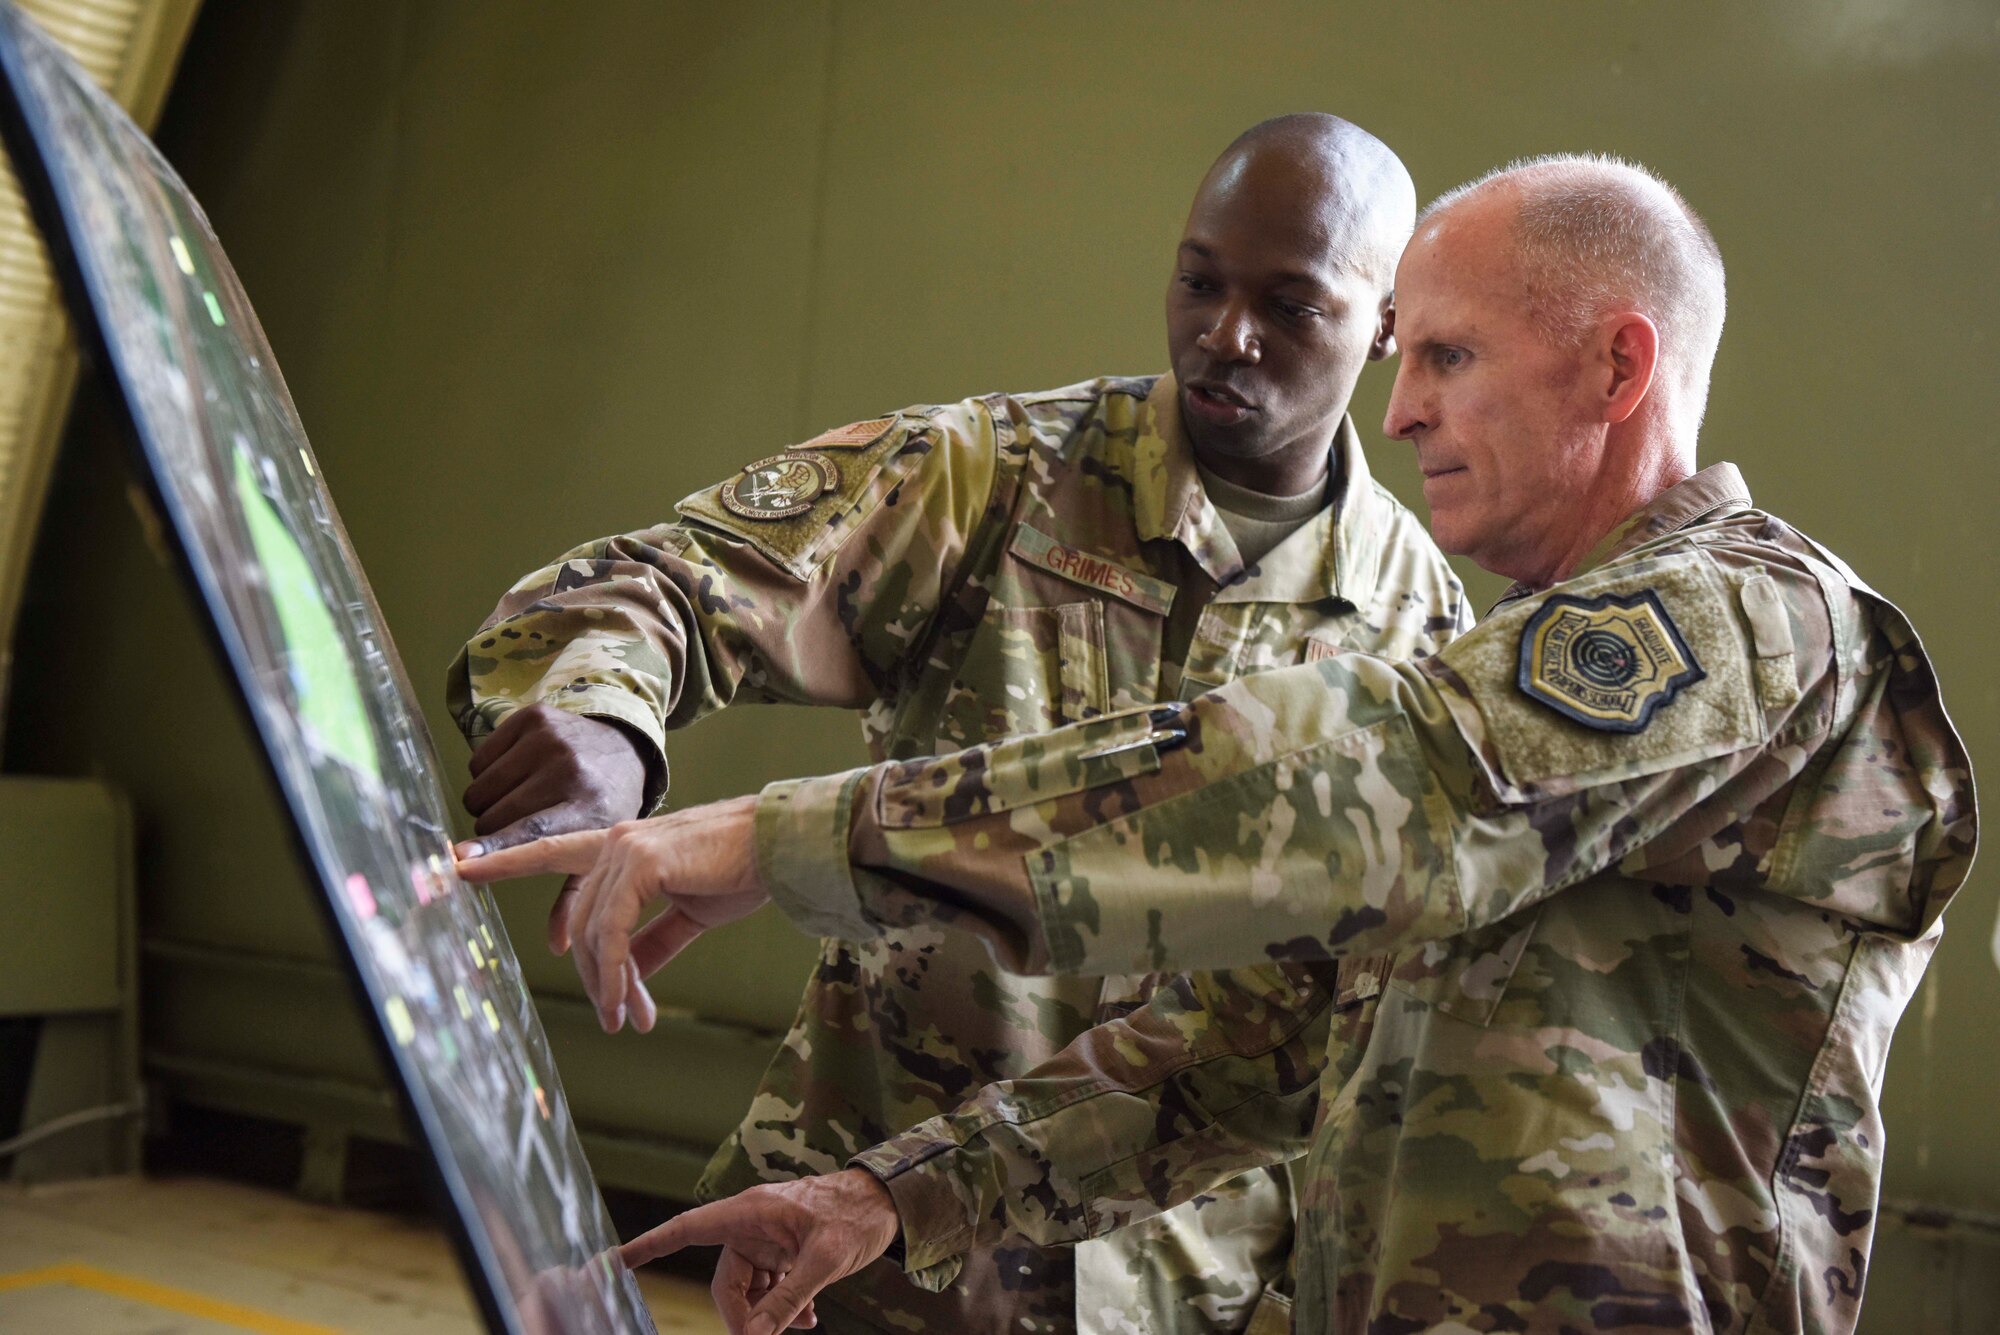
[1369,297,1397,361]
[1600,312,1658,423]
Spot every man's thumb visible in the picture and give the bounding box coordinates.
[747,1245,842,1335]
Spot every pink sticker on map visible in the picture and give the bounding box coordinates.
[345,872,378,919]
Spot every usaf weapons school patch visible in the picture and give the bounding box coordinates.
[1516,589,1705,732]
[719,453,840,521]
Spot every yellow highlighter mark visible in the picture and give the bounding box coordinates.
[0,1262,343,1334]
[384,995,415,1046]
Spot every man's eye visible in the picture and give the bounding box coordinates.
[1436,346,1468,369]
[1178,273,1217,293]
[1277,301,1320,321]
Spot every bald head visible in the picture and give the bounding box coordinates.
[1421,154,1727,436]
[1201,113,1417,287]
[1167,114,1416,494]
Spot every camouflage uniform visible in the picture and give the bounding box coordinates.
[447,375,1469,1333]
[752,463,1978,1335]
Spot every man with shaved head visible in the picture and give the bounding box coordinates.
[464,155,1974,1334]
[448,114,1466,1333]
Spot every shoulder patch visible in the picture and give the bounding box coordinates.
[719,453,840,520]
[1517,589,1704,732]
[1435,551,1762,793]
[800,415,898,451]
[675,417,926,577]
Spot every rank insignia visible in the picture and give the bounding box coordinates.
[1517,589,1704,732]
[720,453,840,521]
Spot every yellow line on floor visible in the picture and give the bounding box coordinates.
[0,1261,348,1334]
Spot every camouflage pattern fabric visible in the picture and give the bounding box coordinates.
[752,463,1978,1335]
[447,375,1469,1333]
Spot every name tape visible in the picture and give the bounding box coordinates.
[1009,525,1175,615]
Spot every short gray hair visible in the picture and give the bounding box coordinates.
[1421,154,1727,432]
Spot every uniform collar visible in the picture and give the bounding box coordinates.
[1494,461,1754,607]
[1134,374,1240,577]
[1134,374,1381,607]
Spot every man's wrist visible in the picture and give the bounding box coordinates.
[836,1167,904,1264]
[543,687,669,810]
[589,714,668,815]
[850,1129,982,1277]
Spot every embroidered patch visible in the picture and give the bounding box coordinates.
[799,415,898,450]
[719,453,840,521]
[1008,525,1175,615]
[1516,589,1704,732]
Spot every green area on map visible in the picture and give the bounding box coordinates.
[231,447,381,780]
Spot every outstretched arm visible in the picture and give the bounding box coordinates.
[852,956,1333,1287]
[462,545,1906,1002]
[615,960,1332,1328]
[444,403,1003,951]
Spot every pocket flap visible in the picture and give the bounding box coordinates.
[1387,908,1540,1026]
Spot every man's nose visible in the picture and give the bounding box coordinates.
[1196,302,1260,364]
[1383,366,1425,440]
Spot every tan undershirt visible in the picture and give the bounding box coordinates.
[1194,461,1330,567]
[1159,464,1331,693]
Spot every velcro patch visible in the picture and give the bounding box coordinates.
[800,415,898,450]
[719,453,840,521]
[674,415,919,577]
[1009,525,1175,615]
[1517,589,1703,732]
[1437,552,1760,793]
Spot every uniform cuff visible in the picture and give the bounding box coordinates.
[546,685,672,813]
[851,1127,982,1289]
[756,768,877,941]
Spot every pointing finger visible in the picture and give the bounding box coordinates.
[621,1199,754,1268]
[456,828,608,881]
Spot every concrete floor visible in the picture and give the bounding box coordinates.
[0,1175,722,1333]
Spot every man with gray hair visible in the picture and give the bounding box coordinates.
[464,155,1976,1335]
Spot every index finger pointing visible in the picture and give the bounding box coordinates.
[619,1197,766,1269]
[456,828,608,882]
[619,1218,687,1270]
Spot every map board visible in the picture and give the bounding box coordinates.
[0,8,656,1332]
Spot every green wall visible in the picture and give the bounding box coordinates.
[6,0,1996,1315]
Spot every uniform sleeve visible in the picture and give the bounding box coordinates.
[444,404,1001,804]
[755,541,1941,975]
[847,960,1332,1289]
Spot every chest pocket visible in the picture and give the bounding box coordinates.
[1386,908,1541,1026]
[953,600,1109,740]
